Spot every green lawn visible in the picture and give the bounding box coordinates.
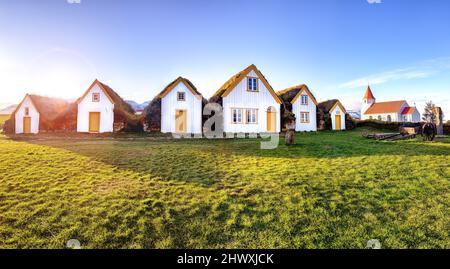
[0,114,10,125]
[0,128,448,249]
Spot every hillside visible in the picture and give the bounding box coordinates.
[0,104,17,115]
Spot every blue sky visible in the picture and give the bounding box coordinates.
[0,0,449,117]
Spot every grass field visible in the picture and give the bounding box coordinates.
[0,114,10,125]
[0,128,448,249]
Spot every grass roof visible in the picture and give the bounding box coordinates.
[157,77,203,99]
[210,64,281,104]
[318,99,340,113]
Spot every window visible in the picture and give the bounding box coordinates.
[403,115,408,122]
[378,115,382,121]
[232,108,243,124]
[300,112,310,123]
[247,77,258,92]
[369,116,373,120]
[246,109,258,124]
[92,93,100,102]
[177,92,186,101]
[387,115,392,122]
[25,107,29,116]
[301,95,308,105]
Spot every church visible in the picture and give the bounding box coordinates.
[361,86,421,123]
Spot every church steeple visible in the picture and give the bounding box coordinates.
[361,85,376,115]
[363,85,375,100]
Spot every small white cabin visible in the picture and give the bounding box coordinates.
[11,94,68,134]
[318,99,347,131]
[77,80,116,133]
[159,77,203,134]
[277,85,318,132]
[330,101,346,131]
[14,95,40,134]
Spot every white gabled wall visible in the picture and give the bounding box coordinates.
[222,70,280,133]
[410,109,421,122]
[161,82,203,134]
[77,83,115,133]
[331,105,346,130]
[15,95,40,134]
[292,92,317,131]
[404,109,421,122]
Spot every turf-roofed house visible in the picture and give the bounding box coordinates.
[4,94,69,134]
[361,85,421,122]
[77,79,141,133]
[318,99,348,131]
[277,84,318,132]
[144,77,205,134]
[210,64,283,134]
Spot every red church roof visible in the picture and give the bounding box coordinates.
[363,85,375,100]
[401,107,416,115]
[364,100,407,114]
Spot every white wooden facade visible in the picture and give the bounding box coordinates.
[290,88,318,132]
[219,66,282,133]
[14,95,40,134]
[330,102,346,130]
[160,79,203,134]
[77,80,115,133]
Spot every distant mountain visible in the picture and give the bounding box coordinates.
[347,110,361,120]
[0,104,17,115]
[126,100,150,111]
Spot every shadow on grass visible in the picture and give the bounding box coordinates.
[5,127,449,188]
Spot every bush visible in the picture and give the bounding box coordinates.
[3,118,14,134]
[355,120,422,131]
[444,123,450,135]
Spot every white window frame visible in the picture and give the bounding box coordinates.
[247,77,258,92]
[300,112,310,123]
[246,109,258,124]
[92,93,100,102]
[301,95,308,105]
[231,108,243,124]
[177,92,186,101]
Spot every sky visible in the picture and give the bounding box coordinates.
[0,0,449,118]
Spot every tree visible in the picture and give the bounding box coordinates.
[422,101,437,123]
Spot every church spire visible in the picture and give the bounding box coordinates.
[363,85,375,100]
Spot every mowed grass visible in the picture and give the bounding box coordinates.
[0,128,448,249]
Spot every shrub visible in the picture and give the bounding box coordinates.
[444,123,450,135]
[355,120,422,131]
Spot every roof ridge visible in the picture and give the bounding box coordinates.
[276,84,307,95]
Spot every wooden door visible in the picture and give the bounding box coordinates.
[267,111,276,132]
[23,117,31,134]
[335,115,341,130]
[89,112,101,133]
[175,110,187,133]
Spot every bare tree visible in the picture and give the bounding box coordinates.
[422,101,437,123]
